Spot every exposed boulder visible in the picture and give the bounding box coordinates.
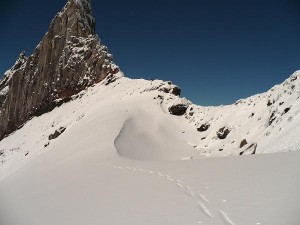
[268,111,277,126]
[197,123,210,132]
[216,127,231,139]
[267,99,273,107]
[104,74,119,86]
[283,107,291,114]
[171,86,181,96]
[168,98,190,116]
[158,83,181,96]
[239,143,257,155]
[49,127,66,140]
[169,104,189,116]
[240,139,248,148]
[188,107,194,116]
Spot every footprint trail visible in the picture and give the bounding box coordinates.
[106,147,235,225]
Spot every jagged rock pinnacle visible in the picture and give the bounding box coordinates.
[0,0,120,141]
[51,0,96,40]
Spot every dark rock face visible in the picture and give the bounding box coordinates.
[240,143,257,155]
[171,86,181,96]
[216,127,231,139]
[0,0,120,140]
[267,99,273,107]
[239,139,248,148]
[268,111,277,126]
[104,74,118,86]
[283,107,291,114]
[49,127,66,140]
[158,84,181,96]
[169,104,188,116]
[197,124,210,132]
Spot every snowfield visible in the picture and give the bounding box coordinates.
[0,72,300,225]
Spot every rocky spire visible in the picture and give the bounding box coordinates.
[0,0,120,140]
[48,0,96,41]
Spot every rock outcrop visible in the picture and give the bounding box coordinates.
[169,104,189,116]
[239,139,248,148]
[239,143,258,155]
[216,127,231,139]
[0,0,120,140]
[49,127,67,140]
[197,123,210,132]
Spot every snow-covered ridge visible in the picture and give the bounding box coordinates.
[1,70,300,179]
[1,69,300,225]
[175,70,300,156]
[0,71,299,225]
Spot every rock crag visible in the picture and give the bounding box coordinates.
[0,0,120,140]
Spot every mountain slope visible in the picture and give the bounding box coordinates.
[176,70,300,156]
[0,75,299,225]
[1,70,300,173]
[1,0,299,158]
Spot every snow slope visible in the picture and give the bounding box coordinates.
[0,72,300,224]
[168,70,300,157]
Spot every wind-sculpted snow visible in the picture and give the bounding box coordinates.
[114,110,198,161]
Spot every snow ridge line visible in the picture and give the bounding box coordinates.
[106,144,236,225]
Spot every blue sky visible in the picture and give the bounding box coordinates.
[1,0,300,105]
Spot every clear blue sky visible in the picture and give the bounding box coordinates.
[1,0,300,105]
